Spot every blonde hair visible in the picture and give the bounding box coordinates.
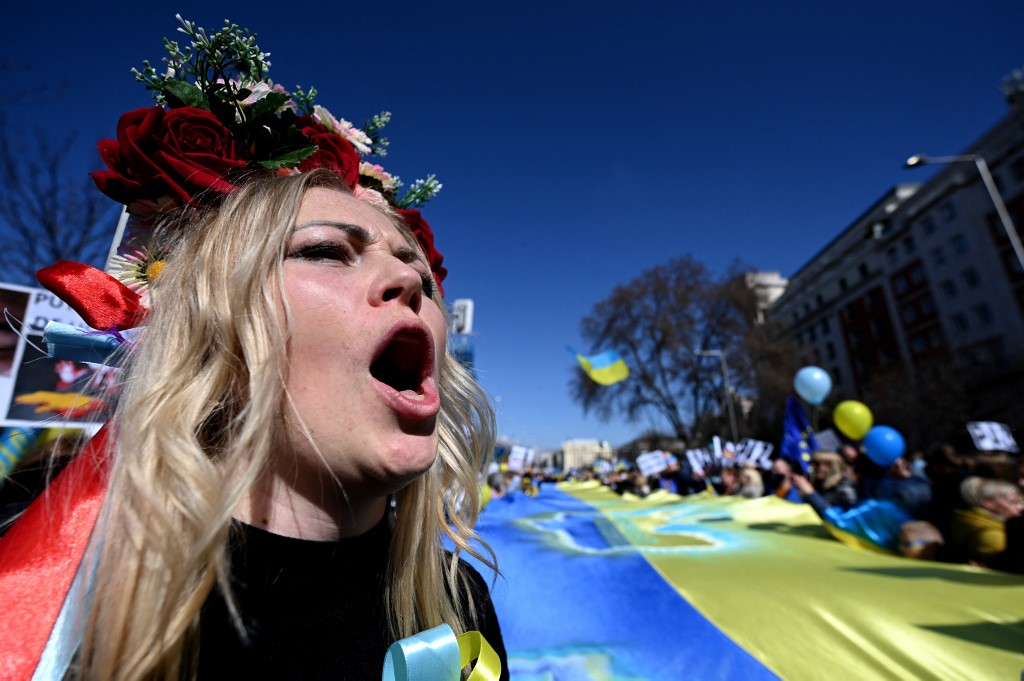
[811,451,847,490]
[78,169,496,679]
[962,476,1022,509]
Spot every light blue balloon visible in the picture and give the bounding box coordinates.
[793,366,832,406]
[863,426,906,467]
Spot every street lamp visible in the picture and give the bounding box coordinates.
[904,153,1024,273]
[695,349,739,444]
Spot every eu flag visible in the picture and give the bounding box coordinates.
[781,395,818,474]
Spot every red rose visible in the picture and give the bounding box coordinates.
[296,116,360,188]
[398,209,447,297]
[91,106,248,213]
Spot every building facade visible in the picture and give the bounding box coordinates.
[770,185,920,394]
[559,438,614,470]
[770,101,1024,415]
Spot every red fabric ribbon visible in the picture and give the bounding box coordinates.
[36,261,145,331]
[0,426,110,679]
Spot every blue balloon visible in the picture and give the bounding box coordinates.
[793,366,832,406]
[863,426,906,467]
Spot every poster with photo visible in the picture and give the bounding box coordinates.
[1,282,105,431]
[0,284,31,381]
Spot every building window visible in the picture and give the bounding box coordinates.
[931,247,946,266]
[816,294,824,307]
[940,201,957,221]
[940,279,957,297]
[910,334,927,354]
[903,236,916,254]
[951,313,969,332]
[832,366,842,384]
[973,303,993,326]
[920,295,935,316]
[893,275,908,295]
[839,277,848,291]
[909,264,926,286]
[888,247,899,264]
[922,217,937,235]
[902,303,919,324]
[821,317,830,334]
[963,267,981,288]
[793,312,799,324]
[952,233,968,254]
[826,342,836,360]
[808,326,817,342]
[927,327,943,347]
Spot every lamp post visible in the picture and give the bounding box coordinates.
[695,349,739,444]
[904,153,1024,273]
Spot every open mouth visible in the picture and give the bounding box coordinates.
[370,326,432,395]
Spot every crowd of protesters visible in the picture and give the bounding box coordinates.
[13,429,1018,574]
[499,437,1023,574]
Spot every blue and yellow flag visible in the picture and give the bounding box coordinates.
[468,483,1024,680]
[572,348,630,386]
[781,395,817,474]
[0,428,39,481]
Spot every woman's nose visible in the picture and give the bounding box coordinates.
[372,258,423,312]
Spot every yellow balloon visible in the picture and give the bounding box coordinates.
[480,483,493,509]
[833,400,874,440]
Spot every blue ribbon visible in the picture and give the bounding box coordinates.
[42,321,128,365]
[382,623,461,681]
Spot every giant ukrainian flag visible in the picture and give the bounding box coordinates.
[471,482,1024,680]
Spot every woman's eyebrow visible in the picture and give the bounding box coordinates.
[294,220,424,265]
[294,220,375,244]
[392,245,424,265]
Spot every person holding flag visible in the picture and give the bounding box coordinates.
[780,395,819,475]
[770,395,821,502]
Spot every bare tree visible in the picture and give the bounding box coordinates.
[0,115,118,286]
[569,256,757,442]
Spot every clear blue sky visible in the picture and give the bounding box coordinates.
[3,1,1022,450]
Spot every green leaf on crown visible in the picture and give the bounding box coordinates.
[258,145,317,169]
[248,92,292,120]
[161,80,210,110]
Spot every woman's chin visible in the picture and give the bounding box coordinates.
[378,439,439,485]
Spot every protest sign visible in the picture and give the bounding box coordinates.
[1,282,106,431]
[636,450,669,477]
[966,422,1019,453]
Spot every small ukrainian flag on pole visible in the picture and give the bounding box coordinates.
[571,348,630,386]
[0,428,39,481]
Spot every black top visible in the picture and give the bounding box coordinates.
[197,517,508,680]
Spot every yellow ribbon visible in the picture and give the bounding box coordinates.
[458,630,501,680]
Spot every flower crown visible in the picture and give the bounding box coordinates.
[90,15,446,295]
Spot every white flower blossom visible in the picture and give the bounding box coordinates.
[314,105,373,155]
[358,162,398,192]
